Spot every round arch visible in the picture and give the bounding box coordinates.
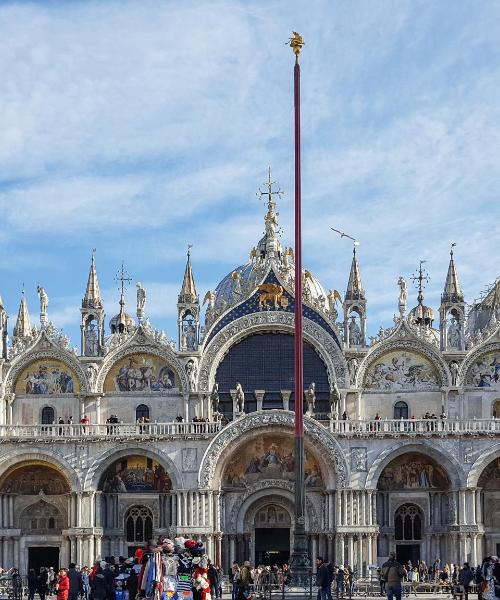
[96,338,188,394]
[198,312,348,392]
[85,445,183,491]
[466,442,500,488]
[4,344,88,395]
[365,442,463,489]
[355,337,450,389]
[228,482,320,534]
[459,341,500,387]
[197,410,348,490]
[0,451,81,492]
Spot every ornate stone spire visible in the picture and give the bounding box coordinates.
[178,245,198,304]
[82,249,103,309]
[13,289,32,340]
[257,168,283,259]
[345,246,365,301]
[442,244,464,303]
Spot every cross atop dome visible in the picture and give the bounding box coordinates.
[256,167,283,259]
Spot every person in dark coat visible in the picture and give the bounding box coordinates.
[68,563,82,600]
[316,557,330,600]
[90,568,109,600]
[207,562,220,600]
[38,567,49,600]
[127,566,138,600]
[28,569,38,600]
[458,563,475,600]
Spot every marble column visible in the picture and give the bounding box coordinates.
[348,534,354,568]
[281,390,291,411]
[311,536,318,569]
[229,535,235,566]
[254,390,265,412]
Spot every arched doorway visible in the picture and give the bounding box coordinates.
[376,452,450,562]
[393,401,408,420]
[478,457,500,556]
[254,503,292,566]
[97,454,172,557]
[394,503,423,564]
[0,461,70,573]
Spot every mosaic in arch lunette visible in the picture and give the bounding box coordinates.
[466,351,500,388]
[222,434,323,489]
[364,350,439,391]
[377,453,449,491]
[0,463,70,495]
[104,353,177,392]
[100,455,172,493]
[15,359,79,395]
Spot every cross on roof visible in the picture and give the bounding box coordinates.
[411,260,430,305]
[257,166,283,207]
[115,261,132,306]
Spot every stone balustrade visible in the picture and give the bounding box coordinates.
[0,416,499,440]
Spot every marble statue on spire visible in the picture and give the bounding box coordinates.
[37,285,49,326]
[136,282,146,323]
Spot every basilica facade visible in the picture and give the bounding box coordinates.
[0,180,500,576]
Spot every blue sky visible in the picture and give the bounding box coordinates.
[0,0,499,346]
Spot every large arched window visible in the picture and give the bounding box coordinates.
[136,404,150,421]
[215,333,331,416]
[394,504,422,541]
[394,401,408,420]
[125,506,153,542]
[41,406,55,424]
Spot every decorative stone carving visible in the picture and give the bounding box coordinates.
[198,312,347,392]
[182,448,197,472]
[185,359,197,392]
[227,479,320,533]
[357,335,450,390]
[351,447,367,472]
[197,410,348,488]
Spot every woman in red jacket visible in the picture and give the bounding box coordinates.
[56,569,70,600]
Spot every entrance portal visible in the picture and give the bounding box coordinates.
[28,547,59,572]
[255,528,290,566]
[396,544,420,565]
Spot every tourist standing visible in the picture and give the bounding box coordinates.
[68,563,82,600]
[381,552,406,600]
[335,565,345,598]
[28,569,38,600]
[316,557,330,600]
[56,569,70,600]
[458,562,474,600]
[38,567,49,600]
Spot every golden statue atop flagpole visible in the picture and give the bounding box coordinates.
[289,31,304,61]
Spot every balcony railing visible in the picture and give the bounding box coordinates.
[0,417,498,441]
[329,418,500,436]
[0,421,222,439]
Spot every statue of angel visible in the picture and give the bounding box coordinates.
[235,382,245,413]
[305,382,316,416]
[37,285,49,316]
[397,276,408,315]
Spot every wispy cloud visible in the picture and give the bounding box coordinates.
[0,0,499,345]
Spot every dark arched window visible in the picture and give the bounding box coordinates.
[394,401,408,420]
[125,506,153,543]
[394,504,422,541]
[41,406,55,425]
[136,404,150,421]
[215,333,331,416]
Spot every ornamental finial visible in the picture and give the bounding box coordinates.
[289,31,304,62]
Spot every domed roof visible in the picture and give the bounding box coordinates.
[409,303,435,325]
[109,308,135,333]
[210,171,330,315]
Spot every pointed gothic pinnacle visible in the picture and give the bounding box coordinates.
[442,243,464,303]
[345,245,365,301]
[83,249,103,309]
[179,245,198,304]
[14,289,32,339]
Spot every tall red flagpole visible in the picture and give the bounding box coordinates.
[289,31,309,586]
